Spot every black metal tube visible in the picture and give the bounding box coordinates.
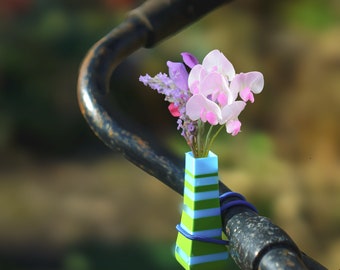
[259,248,308,270]
[77,1,327,269]
[222,210,306,270]
[129,0,233,47]
[78,0,233,195]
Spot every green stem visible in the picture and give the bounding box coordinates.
[205,125,225,155]
[194,120,205,158]
[192,122,225,158]
[203,125,215,157]
[199,121,206,157]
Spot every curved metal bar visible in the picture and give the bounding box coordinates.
[77,1,327,269]
[77,0,231,195]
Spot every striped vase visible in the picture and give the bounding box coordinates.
[175,151,228,269]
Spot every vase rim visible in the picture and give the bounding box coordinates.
[186,151,217,159]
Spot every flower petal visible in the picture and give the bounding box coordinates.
[186,94,221,124]
[240,87,255,103]
[205,111,218,125]
[226,120,242,136]
[166,61,188,90]
[202,49,235,80]
[246,71,264,94]
[168,103,181,117]
[217,92,228,107]
[181,52,199,68]
[230,71,264,97]
[186,94,205,120]
[188,65,205,94]
[200,72,229,98]
[221,101,246,124]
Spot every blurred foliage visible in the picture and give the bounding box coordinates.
[283,0,339,30]
[0,0,138,157]
[0,0,340,269]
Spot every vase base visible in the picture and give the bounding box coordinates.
[175,244,228,270]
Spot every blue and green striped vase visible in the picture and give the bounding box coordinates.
[175,151,228,269]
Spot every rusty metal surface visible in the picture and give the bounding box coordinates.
[77,1,327,269]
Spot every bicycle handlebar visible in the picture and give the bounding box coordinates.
[77,1,327,269]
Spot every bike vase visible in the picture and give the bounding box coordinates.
[175,151,228,269]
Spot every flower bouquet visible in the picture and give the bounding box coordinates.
[140,49,264,269]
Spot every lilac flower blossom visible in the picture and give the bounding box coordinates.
[139,53,198,149]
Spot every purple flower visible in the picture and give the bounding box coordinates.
[167,61,188,91]
[181,52,199,68]
[139,55,200,149]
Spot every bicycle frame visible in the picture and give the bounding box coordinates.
[77,1,327,269]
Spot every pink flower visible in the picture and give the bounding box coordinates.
[201,49,236,81]
[140,49,264,157]
[187,51,239,104]
[186,49,250,135]
[168,103,180,117]
[227,120,242,136]
[186,94,246,135]
[230,72,264,103]
[185,94,221,125]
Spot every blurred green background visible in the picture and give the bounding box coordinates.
[1,0,340,269]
